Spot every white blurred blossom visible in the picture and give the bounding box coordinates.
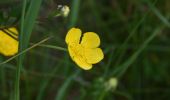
[105,77,118,91]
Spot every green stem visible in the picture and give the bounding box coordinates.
[98,89,107,100]
[0,37,50,66]
[14,0,26,100]
[37,44,67,51]
[0,57,7,98]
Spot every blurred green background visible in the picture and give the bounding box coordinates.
[0,0,170,100]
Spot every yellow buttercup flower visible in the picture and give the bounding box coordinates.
[0,27,18,56]
[65,28,104,70]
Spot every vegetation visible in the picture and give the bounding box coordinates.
[0,0,170,100]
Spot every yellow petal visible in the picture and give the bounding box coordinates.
[68,45,92,70]
[65,28,82,45]
[0,28,18,56]
[5,27,18,35]
[8,27,18,34]
[74,56,92,70]
[84,48,104,64]
[81,32,100,48]
[4,27,18,39]
[68,46,75,59]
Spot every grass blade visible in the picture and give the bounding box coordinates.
[0,37,50,66]
[112,26,164,78]
[68,0,81,28]
[14,0,26,99]
[14,0,42,99]
[55,70,81,100]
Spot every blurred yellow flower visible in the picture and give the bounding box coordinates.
[0,27,18,56]
[65,28,104,70]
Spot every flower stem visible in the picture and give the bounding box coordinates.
[37,44,67,51]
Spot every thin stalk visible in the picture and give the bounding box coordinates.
[36,44,67,51]
[14,0,26,100]
[113,26,164,78]
[0,37,50,66]
[68,0,81,28]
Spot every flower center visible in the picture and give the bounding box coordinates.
[69,43,84,57]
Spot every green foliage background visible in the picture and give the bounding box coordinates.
[0,0,170,100]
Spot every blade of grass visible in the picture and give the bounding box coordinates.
[105,44,170,52]
[36,44,67,51]
[112,25,164,78]
[14,0,42,99]
[112,0,170,78]
[14,0,26,99]
[113,0,158,67]
[0,37,50,66]
[22,0,42,50]
[68,0,81,28]
[36,55,67,100]
[0,57,7,99]
[146,0,170,27]
[103,48,114,77]
[55,70,81,100]
[15,37,48,100]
